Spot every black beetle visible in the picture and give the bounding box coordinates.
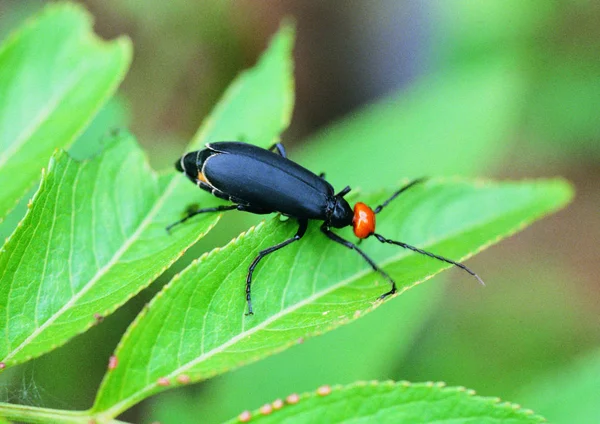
[170,142,483,314]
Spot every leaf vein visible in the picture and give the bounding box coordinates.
[34,159,70,326]
[0,63,90,169]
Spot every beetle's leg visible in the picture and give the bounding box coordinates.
[268,142,287,158]
[235,204,273,214]
[166,204,239,233]
[167,202,275,233]
[245,218,308,315]
[319,172,326,179]
[373,178,427,214]
[320,223,397,300]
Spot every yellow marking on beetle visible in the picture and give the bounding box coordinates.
[197,171,209,184]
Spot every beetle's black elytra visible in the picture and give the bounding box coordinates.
[169,142,483,315]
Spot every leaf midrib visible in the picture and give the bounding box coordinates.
[0,62,89,168]
[34,159,71,327]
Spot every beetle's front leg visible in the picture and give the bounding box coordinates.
[320,223,397,299]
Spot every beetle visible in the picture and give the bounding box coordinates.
[169,141,483,314]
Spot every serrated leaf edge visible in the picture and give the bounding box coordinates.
[235,380,546,423]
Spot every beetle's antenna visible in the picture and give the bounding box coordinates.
[373,233,485,286]
[374,178,427,214]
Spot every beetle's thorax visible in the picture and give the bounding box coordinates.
[328,195,353,228]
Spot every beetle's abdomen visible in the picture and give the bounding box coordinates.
[203,152,332,219]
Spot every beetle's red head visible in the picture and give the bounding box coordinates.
[352,202,375,239]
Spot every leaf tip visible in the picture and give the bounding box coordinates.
[275,18,296,43]
[113,34,134,63]
[551,176,576,204]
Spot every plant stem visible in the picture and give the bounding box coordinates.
[0,402,129,424]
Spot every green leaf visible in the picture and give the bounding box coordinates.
[0,133,214,368]
[298,56,524,191]
[0,3,132,222]
[516,348,600,424]
[431,0,554,62]
[68,96,131,161]
[526,60,600,150]
[170,283,443,424]
[0,97,130,243]
[91,178,572,418]
[0,24,294,368]
[223,381,546,423]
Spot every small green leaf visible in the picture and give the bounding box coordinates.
[0,24,295,368]
[224,381,546,423]
[0,3,132,221]
[91,178,572,418]
[299,56,524,190]
[516,348,600,424]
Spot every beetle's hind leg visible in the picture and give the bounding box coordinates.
[320,223,397,300]
[166,204,239,233]
[245,218,308,315]
[166,202,272,233]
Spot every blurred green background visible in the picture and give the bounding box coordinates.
[0,1,598,423]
